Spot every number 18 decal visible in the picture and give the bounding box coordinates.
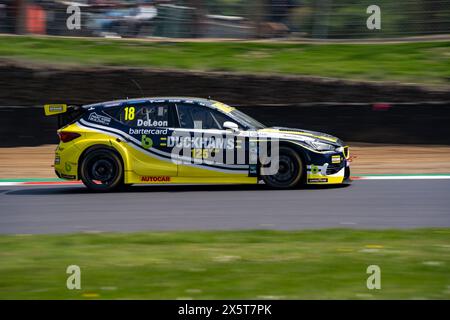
[124,106,135,121]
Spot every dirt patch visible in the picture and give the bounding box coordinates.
[1,144,450,179]
[350,143,450,174]
[0,145,56,179]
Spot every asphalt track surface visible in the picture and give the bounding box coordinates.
[0,179,449,234]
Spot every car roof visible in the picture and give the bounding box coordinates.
[83,97,217,109]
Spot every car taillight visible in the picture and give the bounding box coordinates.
[58,132,81,143]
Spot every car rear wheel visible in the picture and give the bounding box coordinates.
[262,146,304,189]
[80,148,124,192]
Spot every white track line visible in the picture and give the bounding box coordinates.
[0,182,23,186]
[357,175,450,180]
[2,175,450,187]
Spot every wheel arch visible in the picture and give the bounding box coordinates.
[257,140,311,175]
[278,140,311,165]
[280,141,310,185]
[77,144,126,180]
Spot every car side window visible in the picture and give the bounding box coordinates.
[177,104,235,130]
[210,109,240,129]
[102,106,121,120]
[118,103,170,127]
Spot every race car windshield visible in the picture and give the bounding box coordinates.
[230,109,266,130]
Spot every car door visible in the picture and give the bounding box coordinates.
[115,101,178,178]
[173,103,250,177]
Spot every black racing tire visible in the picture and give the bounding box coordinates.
[262,146,304,189]
[80,148,124,192]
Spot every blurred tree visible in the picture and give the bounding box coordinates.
[288,3,313,35]
[268,0,296,24]
[14,0,27,34]
[185,0,205,37]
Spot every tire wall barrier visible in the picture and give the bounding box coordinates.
[1,62,449,106]
[1,102,450,147]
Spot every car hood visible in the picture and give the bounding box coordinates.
[257,127,345,146]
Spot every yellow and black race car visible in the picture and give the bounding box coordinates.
[45,97,350,192]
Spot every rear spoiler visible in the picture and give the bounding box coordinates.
[44,104,86,128]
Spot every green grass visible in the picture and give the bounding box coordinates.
[1,229,450,299]
[0,36,449,85]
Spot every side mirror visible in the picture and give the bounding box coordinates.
[223,121,239,132]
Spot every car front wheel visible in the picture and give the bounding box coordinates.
[262,146,304,189]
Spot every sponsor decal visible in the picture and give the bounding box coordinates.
[191,148,212,159]
[308,178,328,183]
[61,173,76,180]
[141,134,153,149]
[104,102,121,107]
[141,176,171,182]
[167,136,235,149]
[332,155,341,164]
[159,137,167,147]
[307,164,328,176]
[213,102,235,113]
[44,104,67,115]
[88,112,111,125]
[65,162,72,172]
[249,164,257,176]
[137,119,168,127]
[129,128,168,135]
[49,105,64,112]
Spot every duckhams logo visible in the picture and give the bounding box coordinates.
[167,136,235,149]
[168,127,280,175]
[88,112,111,125]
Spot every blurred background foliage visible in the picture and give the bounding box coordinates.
[2,0,449,39]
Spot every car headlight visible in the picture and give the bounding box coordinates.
[305,140,336,152]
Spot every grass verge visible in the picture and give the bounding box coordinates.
[0,36,449,85]
[1,229,449,299]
